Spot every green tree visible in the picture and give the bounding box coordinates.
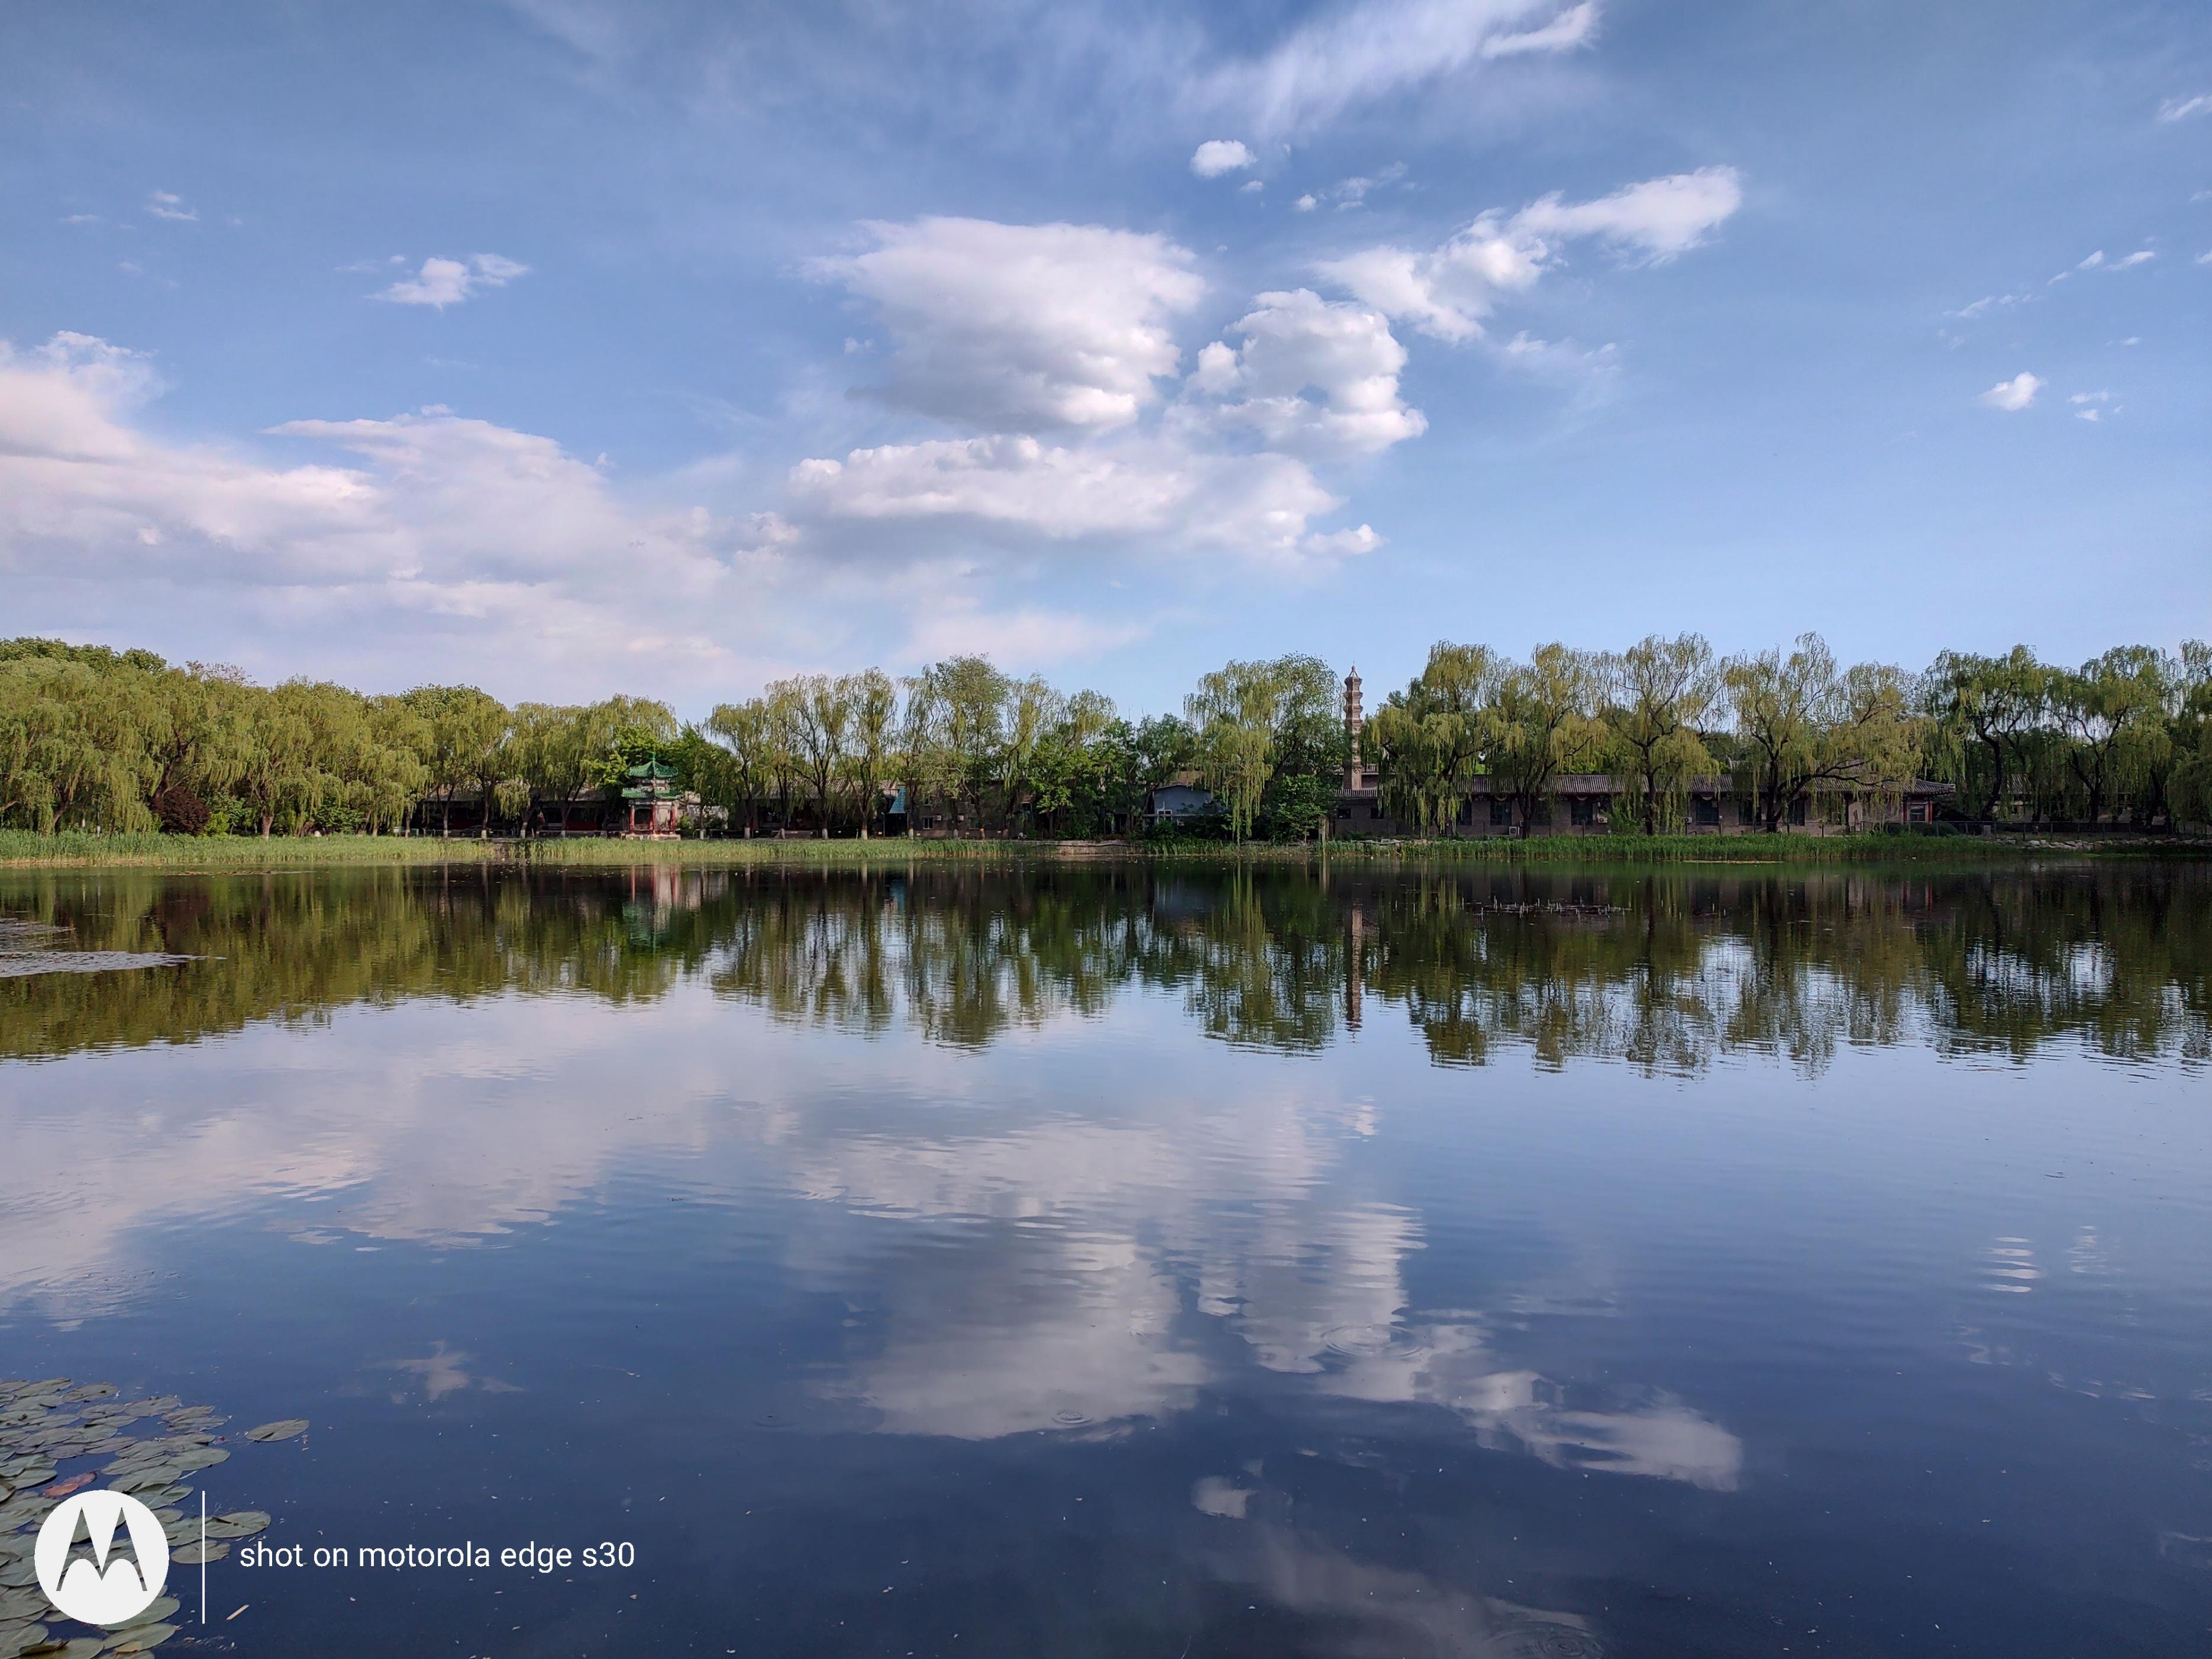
[401,685,508,835]
[1725,635,1921,832]
[2050,647,2173,826]
[847,670,899,838]
[1600,634,1719,835]
[1489,644,1606,834]
[1366,643,1499,835]
[1922,646,2048,821]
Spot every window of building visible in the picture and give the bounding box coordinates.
[1570,797,1596,827]
[1907,802,1929,824]
[1738,798,1757,827]
[1790,798,1808,827]
[1694,797,1720,827]
[1489,798,1512,826]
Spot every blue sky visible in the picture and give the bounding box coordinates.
[2,0,2205,714]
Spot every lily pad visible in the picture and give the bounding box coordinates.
[110,1599,177,1631]
[102,1623,175,1652]
[203,1511,269,1541]
[0,1591,43,1622]
[169,1539,226,1566]
[241,1420,308,1443]
[0,1625,49,1659]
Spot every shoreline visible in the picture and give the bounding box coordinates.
[2,828,2203,872]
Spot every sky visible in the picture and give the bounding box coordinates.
[1,0,2206,716]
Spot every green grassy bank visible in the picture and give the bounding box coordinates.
[3,827,2200,872]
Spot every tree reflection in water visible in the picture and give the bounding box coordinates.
[2,861,2204,1073]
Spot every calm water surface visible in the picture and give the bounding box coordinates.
[1,863,2207,1657]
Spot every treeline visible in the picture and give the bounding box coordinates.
[1367,634,2212,834]
[3,633,2208,840]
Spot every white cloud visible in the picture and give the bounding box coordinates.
[378,253,532,308]
[2069,390,2117,422]
[1480,0,1600,57]
[1510,167,1745,259]
[1294,193,1319,212]
[0,330,753,680]
[2110,249,2155,269]
[1190,138,1256,177]
[1204,0,1603,137]
[811,218,1205,430]
[1978,372,2042,412]
[1303,523,1383,557]
[1948,293,2028,319]
[2077,250,2104,270]
[2157,92,2211,121]
[1308,162,1409,212]
[1181,288,1426,459]
[1320,167,1740,340]
[145,191,196,222]
[789,432,1344,564]
[901,596,1149,667]
[1238,179,1264,194]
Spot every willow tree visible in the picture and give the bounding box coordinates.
[1600,634,1720,835]
[402,684,508,835]
[2170,641,2212,829]
[1922,646,2048,821]
[1186,655,1338,842]
[0,656,166,832]
[779,674,852,835]
[847,670,899,837]
[2050,647,2174,826]
[1489,644,1607,834]
[1367,642,1498,835]
[1725,635,1922,831]
[701,699,770,834]
[907,656,1009,834]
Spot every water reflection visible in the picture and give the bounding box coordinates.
[3,863,2207,1655]
[2,863,2205,1070]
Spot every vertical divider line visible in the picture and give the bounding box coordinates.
[199,1492,206,1622]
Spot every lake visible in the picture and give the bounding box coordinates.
[1,861,2207,1657]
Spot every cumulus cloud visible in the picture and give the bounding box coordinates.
[789,432,1344,565]
[144,191,197,222]
[378,253,532,308]
[1203,0,1602,137]
[1190,138,1256,177]
[1182,289,1426,459]
[1320,167,1740,340]
[1978,372,2042,412]
[811,218,1205,430]
[0,330,751,679]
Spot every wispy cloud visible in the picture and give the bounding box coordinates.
[1320,166,1741,341]
[377,254,531,308]
[146,191,196,222]
[1201,0,1603,137]
[2156,92,2211,122]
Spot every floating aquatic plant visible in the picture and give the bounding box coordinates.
[0,1377,293,1656]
